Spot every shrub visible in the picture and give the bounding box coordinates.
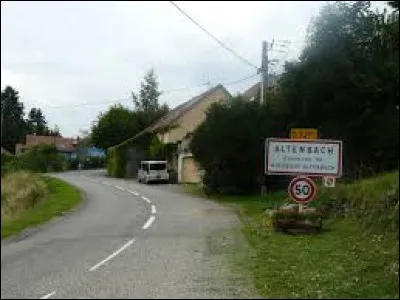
[313,171,398,233]
[1,144,67,174]
[1,171,48,219]
[271,205,323,234]
[67,157,79,170]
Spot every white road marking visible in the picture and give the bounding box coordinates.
[40,291,56,299]
[101,181,110,185]
[114,185,125,191]
[141,196,151,204]
[142,215,155,230]
[89,239,135,271]
[151,205,156,214]
[128,190,139,196]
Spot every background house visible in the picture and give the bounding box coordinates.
[242,74,280,101]
[124,84,231,183]
[15,134,77,158]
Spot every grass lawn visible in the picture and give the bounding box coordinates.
[1,176,82,239]
[182,172,399,299]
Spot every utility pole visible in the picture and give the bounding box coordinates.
[260,40,267,196]
[259,41,267,104]
[260,39,275,196]
[259,39,274,104]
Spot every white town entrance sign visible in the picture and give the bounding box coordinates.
[265,138,343,177]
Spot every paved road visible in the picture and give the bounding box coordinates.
[1,170,259,299]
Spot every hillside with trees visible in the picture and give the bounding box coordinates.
[190,1,399,194]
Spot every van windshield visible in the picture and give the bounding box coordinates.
[150,163,167,170]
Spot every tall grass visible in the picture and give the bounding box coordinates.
[1,174,82,239]
[1,171,48,220]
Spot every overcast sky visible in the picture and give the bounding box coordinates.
[1,1,388,138]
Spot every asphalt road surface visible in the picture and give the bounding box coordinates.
[1,170,259,299]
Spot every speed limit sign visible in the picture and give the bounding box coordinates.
[288,176,317,204]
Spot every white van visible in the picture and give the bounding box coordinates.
[138,160,169,184]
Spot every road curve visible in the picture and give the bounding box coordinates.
[1,170,259,299]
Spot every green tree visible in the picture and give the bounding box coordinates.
[278,0,399,178]
[1,86,26,153]
[388,1,399,9]
[91,104,140,150]
[132,69,162,113]
[46,125,61,137]
[131,69,169,130]
[26,108,47,135]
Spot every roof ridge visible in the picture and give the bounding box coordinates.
[144,84,226,133]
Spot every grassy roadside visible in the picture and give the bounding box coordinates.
[1,175,82,239]
[182,172,399,299]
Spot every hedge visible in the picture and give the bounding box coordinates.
[106,132,153,178]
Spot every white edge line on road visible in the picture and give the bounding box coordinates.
[128,190,139,196]
[151,205,156,214]
[114,185,125,191]
[142,215,156,230]
[141,196,151,204]
[40,291,56,299]
[89,239,135,272]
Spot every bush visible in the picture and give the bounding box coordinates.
[67,157,79,170]
[1,152,18,176]
[1,144,67,174]
[271,205,323,234]
[314,171,399,233]
[1,171,48,219]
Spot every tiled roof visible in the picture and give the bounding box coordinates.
[25,135,77,151]
[135,84,230,138]
[242,82,261,101]
[241,75,281,101]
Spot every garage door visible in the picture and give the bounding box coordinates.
[181,156,201,183]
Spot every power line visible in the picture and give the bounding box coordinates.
[222,73,258,86]
[41,98,132,110]
[39,74,258,110]
[168,1,258,70]
[161,83,209,94]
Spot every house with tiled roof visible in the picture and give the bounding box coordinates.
[15,134,78,158]
[241,74,280,101]
[125,84,231,183]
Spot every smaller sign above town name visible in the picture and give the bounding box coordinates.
[290,128,319,140]
[265,138,343,177]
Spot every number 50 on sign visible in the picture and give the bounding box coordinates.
[288,176,317,204]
